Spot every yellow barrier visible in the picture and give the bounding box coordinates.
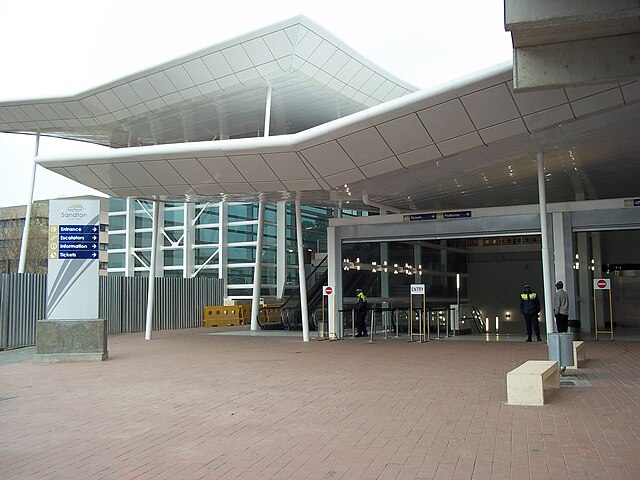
[202,304,283,327]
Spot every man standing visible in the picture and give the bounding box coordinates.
[355,288,368,337]
[553,281,569,333]
[520,284,542,342]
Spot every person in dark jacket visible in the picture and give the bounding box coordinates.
[520,284,542,342]
[355,288,368,337]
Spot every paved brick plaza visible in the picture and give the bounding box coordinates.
[2,329,640,479]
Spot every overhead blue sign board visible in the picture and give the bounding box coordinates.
[404,210,472,222]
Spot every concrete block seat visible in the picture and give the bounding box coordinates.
[567,341,586,369]
[507,360,559,406]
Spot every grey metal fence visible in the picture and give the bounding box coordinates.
[1,274,225,349]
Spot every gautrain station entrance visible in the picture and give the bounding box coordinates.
[326,199,640,341]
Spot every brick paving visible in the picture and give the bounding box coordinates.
[2,329,640,479]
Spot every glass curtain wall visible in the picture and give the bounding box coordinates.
[107,199,342,300]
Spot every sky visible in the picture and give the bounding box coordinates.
[0,0,513,208]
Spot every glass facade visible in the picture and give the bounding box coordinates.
[107,199,351,300]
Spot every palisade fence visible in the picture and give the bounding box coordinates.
[0,273,225,350]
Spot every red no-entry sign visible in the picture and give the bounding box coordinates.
[323,286,333,296]
[594,278,611,290]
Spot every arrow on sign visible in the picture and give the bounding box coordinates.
[92,236,97,240]
[92,252,97,258]
[92,226,98,232]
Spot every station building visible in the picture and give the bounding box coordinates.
[1,15,638,339]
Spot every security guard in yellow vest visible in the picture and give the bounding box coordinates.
[520,284,542,342]
[355,288,368,337]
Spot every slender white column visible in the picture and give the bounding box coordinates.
[184,203,195,278]
[327,225,338,337]
[276,201,287,299]
[218,200,228,296]
[295,198,310,342]
[18,133,40,273]
[145,200,160,340]
[264,86,272,137]
[536,152,555,336]
[124,198,135,276]
[250,199,265,330]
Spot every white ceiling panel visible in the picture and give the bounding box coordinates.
[96,90,126,111]
[89,164,133,188]
[138,185,169,196]
[295,29,323,60]
[230,154,278,182]
[183,59,215,85]
[112,84,142,107]
[565,84,617,101]
[113,187,143,197]
[80,96,109,116]
[349,67,374,90]
[243,38,275,65]
[143,160,187,185]
[461,84,520,129]
[129,78,157,102]
[479,118,528,144]
[165,65,196,90]
[360,73,385,96]
[222,44,253,71]
[256,61,284,79]
[180,87,201,101]
[6,106,28,121]
[201,51,234,78]
[338,127,393,166]
[377,114,433,155]
[300,141,356,176]
[220,182,253,193]
[129,103,151,116]
[397,145,442,168]
[165,185,194,195]
[162,92,183,106]
[249,180,287,191]
[236,68,262,85]
[621,81,640,102]
[361,157,403,178]
[262,30,294,59]
[336,58,362,84]
[324,168,365,187]
[193,183,224,195]
[18,105,44,121]
[571,89,624,118]
[217,74,242,91]
[140,97,160,112]
[262,152,313,180]
[114,162,159,186]
[198,156,246,182]
[324,50,351,78]
[284,25,299,46]
[65,166,108,189]
[111,107,131,121]
[147,72,177,97]
[198,79,222,96]
[307,41,336,68]
[370,82,395,102]
[417,99,476,142]
[437,132,484,156]
[62,101,90,118]
[281,179,322,191]
[509,83,567,115]
[169,158,215,184]
[523,104,575,131]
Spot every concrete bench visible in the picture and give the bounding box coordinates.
[507,360,559,406]
[567,341,586,369]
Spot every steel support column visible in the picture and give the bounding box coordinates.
[295,198,310,342]
[18,132,40,273]
[145,200,160,340]
[250,199,265,330]
[536,152,555,336]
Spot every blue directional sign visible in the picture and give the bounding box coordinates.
[48,224,99,260]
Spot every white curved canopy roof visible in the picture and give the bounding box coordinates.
[1,17,639,211]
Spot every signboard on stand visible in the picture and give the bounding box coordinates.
[47,199,100,319]
[35,198,107,363]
